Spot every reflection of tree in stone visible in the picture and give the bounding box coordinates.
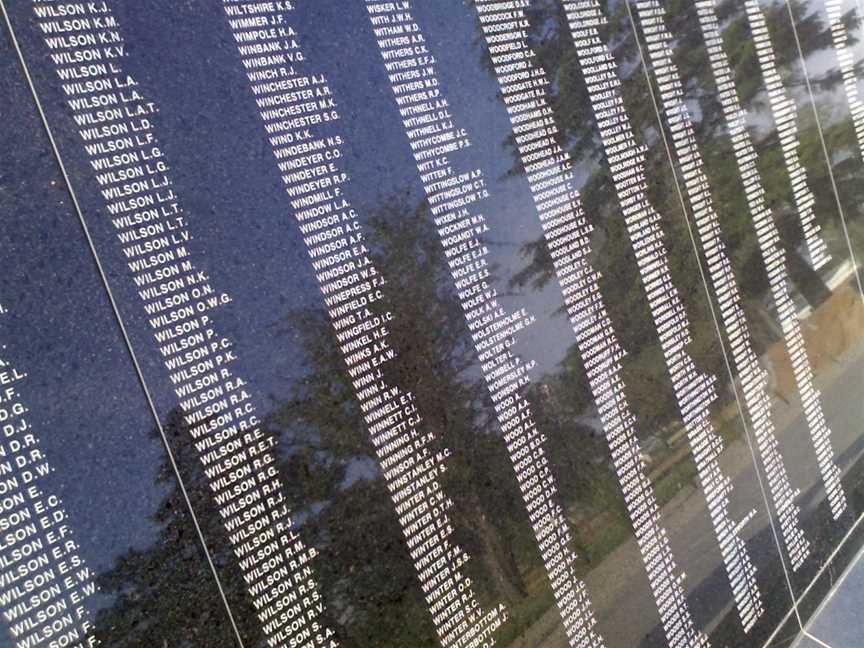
[269,196,572,646]
[91,196,609,647]
[94,410,261,647]
[470,0,864,640]
[487,0,864,427]
[88,4,864,645]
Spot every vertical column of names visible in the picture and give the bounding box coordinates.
[0,309,98,648]
[821,0,864,158]
[631,0,811,570]
[692,0,847,520]
[29,2,337,646]
[744,0,830,271]
[559,0,763,630]
[471,2,707,647]
[220,2,505,648]
[365,2,608,646]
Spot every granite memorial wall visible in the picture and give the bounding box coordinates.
[2,0,864,646]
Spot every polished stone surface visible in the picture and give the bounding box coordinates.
[2,0,864,646]
[798,546,864,647]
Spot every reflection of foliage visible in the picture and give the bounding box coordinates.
[473,0,864,642]
[271,197,574,645]
[90,4,864,643]
[270,195,632,644]
[489,0,864,429]
[95,410,261,647]
[92,196,612,646]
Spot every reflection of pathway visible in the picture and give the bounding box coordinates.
[794,543,864,646]
[508,285,864,647]
[764,285,864,404]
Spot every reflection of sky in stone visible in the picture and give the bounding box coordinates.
[0,21,175,592]
[30,0,581,387]
[4,0,862,532]
[339,456,379,490]
[0,16,272,644]
[5,0,864,637]
[301,0,583,376]
[2,0,585,573]
[791,0,864,115]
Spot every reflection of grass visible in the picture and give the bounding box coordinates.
[494,472,633,643]
[655,457,699,506]
[576,474,630,561]
[581,514,632,564]
[578,457,700,566]
[491,414,728,643]
[483,300,864,644]
[495,588,556,645]
[716,404,743,445]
